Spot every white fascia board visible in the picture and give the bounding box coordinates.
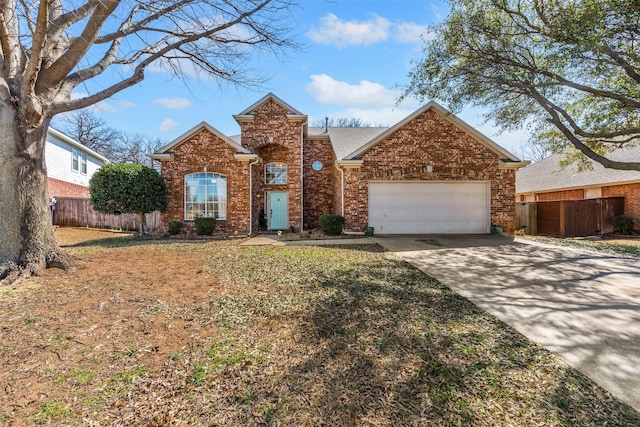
[154,121,250,155]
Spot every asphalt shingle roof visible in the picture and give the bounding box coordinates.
[516,146,640,194]
[308,126,389,160]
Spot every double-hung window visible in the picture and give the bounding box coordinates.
[184,172,227,220]
[72,149,87,174]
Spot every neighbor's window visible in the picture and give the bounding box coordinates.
[72,149,87,174]
[265,162,287,184]
[184,172,227,220]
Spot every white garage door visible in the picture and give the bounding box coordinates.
[368,181,490,234]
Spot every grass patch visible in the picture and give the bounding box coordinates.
[0,229,637,426]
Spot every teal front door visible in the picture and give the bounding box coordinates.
[269,192,288,230]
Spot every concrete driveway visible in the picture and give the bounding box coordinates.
[371,234,640,411]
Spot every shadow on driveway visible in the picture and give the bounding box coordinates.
[372,234,640,411]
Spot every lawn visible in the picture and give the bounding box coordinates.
[0,228,638,426]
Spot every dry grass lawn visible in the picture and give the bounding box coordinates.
[0,228,638,426]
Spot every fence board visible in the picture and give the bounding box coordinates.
[516,202,537,235]
[526,197,625,238]
[52,198,161,231]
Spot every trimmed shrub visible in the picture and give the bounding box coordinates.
[612,215,634,234]
[319,214,344,236]
[194,217,217,236]
[167,220,184,235]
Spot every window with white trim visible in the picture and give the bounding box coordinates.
[265,162,287,184]
[72,148,87,174]
[184,172,227,220]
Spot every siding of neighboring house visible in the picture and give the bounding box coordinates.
[536,189,585,201]
[602,183,640,221]
[341,109,517,231]
[46,130,107,198]
[160,128,252,233]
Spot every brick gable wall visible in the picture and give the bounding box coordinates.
[160,128,251,233]
[47,177,90,198]
[341,109,516,232]
[240,100,304,231]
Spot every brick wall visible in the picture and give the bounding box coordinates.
[602,183,640,226]
[341,109,517,232]
[240,99,304,231]
[48,177,89,198]
[160,128,251,233]
[536,189,584,201]
[303,138,336,229]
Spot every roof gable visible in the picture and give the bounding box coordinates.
[152,121,250,156]
[343,101,520,161]
[237,92,304,116]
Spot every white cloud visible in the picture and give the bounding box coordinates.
[306,13,391,47]
[307,13,432,47]
[152,97,192,110]
[306,74,403,107]
[159,118,178,133]
[393,22,432,43]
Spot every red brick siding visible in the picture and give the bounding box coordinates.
[160,129,251,233]
[48,177,89,198]
[602,183,640,225]
[240,100,304,230]
[536,189,584,201]
[342,109,516,232]
[303,138,336,229]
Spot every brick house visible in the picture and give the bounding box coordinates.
[516,147,640,227]
[149,93,528,235]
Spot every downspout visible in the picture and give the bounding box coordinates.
[248,157,260,235]
[300,124,304,232]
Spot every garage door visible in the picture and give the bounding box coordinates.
[368,181,490,234]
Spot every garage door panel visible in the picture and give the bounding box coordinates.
[368,182,490,234]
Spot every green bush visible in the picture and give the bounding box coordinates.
[612,215,634,234]
[167,220,184,235]
[319,214,344,236]
[194,217,217,235]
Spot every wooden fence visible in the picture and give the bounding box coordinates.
[515,197,625,237]
[52,197,161,231]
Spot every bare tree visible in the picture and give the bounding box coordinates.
[59,110,123,160]
[59,111,165,165]
[312,117,371,128]
[0,0,297,283]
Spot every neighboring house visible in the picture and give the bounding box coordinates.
[149,93,528,235]
[516,147,640,222]
[46,127,110,199]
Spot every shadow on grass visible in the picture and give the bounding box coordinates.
[285,256,640,426]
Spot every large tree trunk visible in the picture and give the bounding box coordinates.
[0,98,70,284]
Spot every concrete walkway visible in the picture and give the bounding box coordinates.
[240,235,375,246]
[371,234,640,411]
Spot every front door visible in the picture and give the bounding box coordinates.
[269,192,288,230]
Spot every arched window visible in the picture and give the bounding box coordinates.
[184,172,227,220]
[265,162,287,184]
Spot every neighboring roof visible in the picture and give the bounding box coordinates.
[345,101,520,161]
[236,92,304,116]
[308,126,389,160]
[151,121,251,159]
[48,127,110,164]
[516,146,640,194]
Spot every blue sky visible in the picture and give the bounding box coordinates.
[54,0,526,155]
